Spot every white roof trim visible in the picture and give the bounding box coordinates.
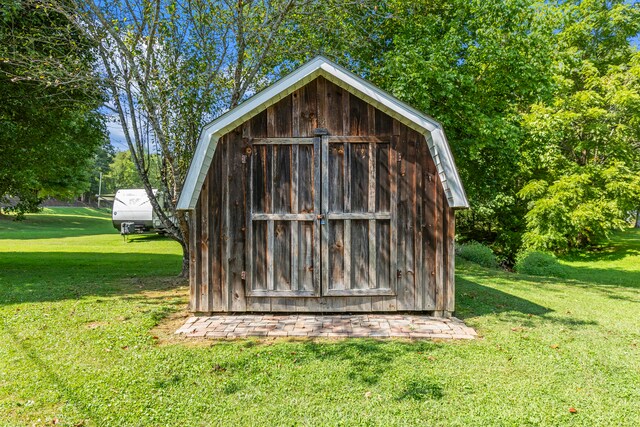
[177,56,468,210]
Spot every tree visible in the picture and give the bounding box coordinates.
[0,0,107,217]
[106,150,161,192]
[85,141,115,201]
[5,0,374,274]
[16,0,368,275]
[332,0,558,260]
[519,0,640,251]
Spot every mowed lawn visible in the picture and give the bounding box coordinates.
[1,208,639,426]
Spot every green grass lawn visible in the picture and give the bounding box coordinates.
[1,208,639,426]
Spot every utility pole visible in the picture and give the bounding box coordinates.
[98,172,102,208]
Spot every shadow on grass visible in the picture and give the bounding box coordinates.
[124,234,172,243]
[300,339,442,386]
[1,315,100,422]
[556,265,640,289]
[396,379,444,401]
[456,274,599,328]
[455,276,551,319]
[0,251,183,306]
[212,338,447,394]
[560,228,640,263]
[0,214,115,240]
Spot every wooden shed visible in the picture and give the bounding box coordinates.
[177,57,469,316]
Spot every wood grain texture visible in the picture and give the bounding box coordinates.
[229,133,247,311]
[190,77,456,314]
[446,208,456,313]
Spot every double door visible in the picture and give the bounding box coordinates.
[246,134,397,297]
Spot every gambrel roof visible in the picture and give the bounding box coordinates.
[177,56,468,210]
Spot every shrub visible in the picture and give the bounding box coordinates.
[456,241,499,268]
[514,250,566,277]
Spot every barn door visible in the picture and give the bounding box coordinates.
[246,137,320,296]
[246,135,397,298]
[321,135,398,296]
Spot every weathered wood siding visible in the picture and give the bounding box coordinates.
[189,76,456,314]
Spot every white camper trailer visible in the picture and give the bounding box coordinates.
[112,189,168,234]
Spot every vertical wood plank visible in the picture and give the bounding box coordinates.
[200,158,210,312]
[290,221,299,291]
[413,132,424,311]
[267,94,292,137]
[271,145,276,214]
[246,141,254,295]
[253,221,267,290]
[423,135,438,310]
[350,143,369,212]
[229,134,247,312]
[394,125,406,308]
[368,142,376,213]
[250,110,267,138]
[199,175,210,311]
[267,220,275,291]
[290,145,299,291]
[329,143,345,213]
[316,77,326,130]
[368,219,376,289]
[349,93,369,136]
[291,145,299,214]
[267,105,276,138]
[189,200,199,311]
[248,110,269,311]
[342,86,350,135]
[292,88,301,138]
[367,104,376,135]
[351,220,369,289]
[273,221,291,291]
[324,81,344,135]
[368,143,377,289]
[344,143,351,213]
[210,139,223,311]
[435,174,444,312]
[389,138,398,293]
[272,145,292,213]
[294,83,318,137]
[320,134,329,296]
[344,220,351,290]
[313,134,322,296]
[299,221,315,292]
[298,145,314,213]
[221,133,231,311]
[376,109,393,136]
[446,208,456,314]
[328,221,345,291]
[396,123,416,310]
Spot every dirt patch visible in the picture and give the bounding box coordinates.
[86,321,108,329]
[144,283,217,347]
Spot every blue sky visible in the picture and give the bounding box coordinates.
[107,119,129,151]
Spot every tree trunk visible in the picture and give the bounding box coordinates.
[180,240,190,278]
[636,210,640,228]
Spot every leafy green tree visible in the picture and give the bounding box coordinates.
[0,0,107,217]
[5,0,366,274]
[519,0,640,251]
[85,141,115,199]
[106,150,161,192]
[331,0,557,259]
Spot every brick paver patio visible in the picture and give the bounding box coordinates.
[175,314,478,339]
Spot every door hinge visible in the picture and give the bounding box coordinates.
[397,269,402,279]
[241,271,246,280]
[241,154,247,164]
